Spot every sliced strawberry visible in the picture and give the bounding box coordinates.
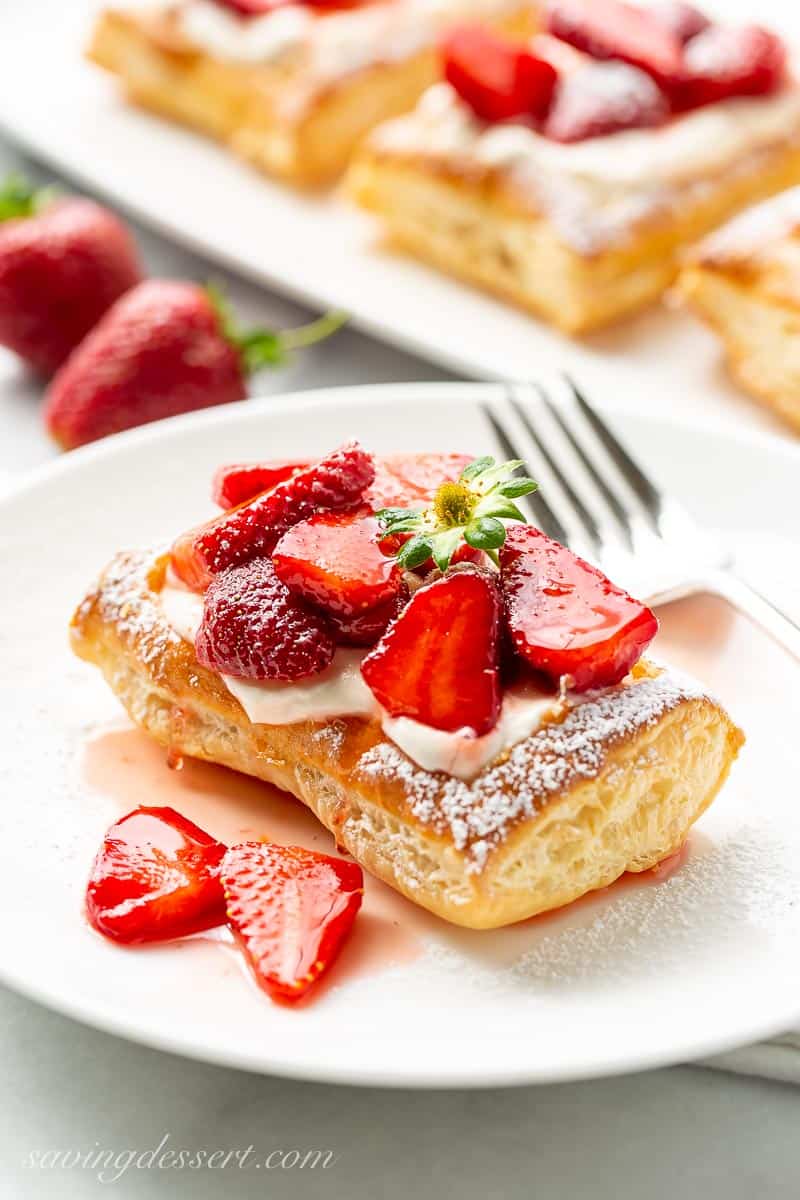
[212,459,308,509]
[443,26,558,123]
[273,512,401,618]
[213,452,471,512]
[676,24,787,110]
[86,807,226,944]
[545,61,669,141]
[651,1,710,44]
[195,558,336,681]
[326,590,408,647]
[547,0,684,92]
[499,525,658,691]
[361,567,502,735]
[222,842,363,1004]
[171,441,374,592]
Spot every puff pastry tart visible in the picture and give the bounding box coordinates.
[87,0,538,185]
[71,445,743,929]
[679,187,800,434]
[348,1,800,332]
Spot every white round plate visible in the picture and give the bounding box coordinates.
[2,382,799,1088]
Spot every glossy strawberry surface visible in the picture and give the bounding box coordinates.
[361,568,502,735]
[273,512,401,617]
[222,842,363,1004]
[86,806,226,944]
[443,26,558,122]
[171,441,374,591]
[499,525,658,691]
[195,558,336,681]
[0,198,141,376]
[44,280,245,449]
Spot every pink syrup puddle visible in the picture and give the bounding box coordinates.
[82,727,425,992]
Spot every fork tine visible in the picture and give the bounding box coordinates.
[480,403,570,544]
[567,377,663,530]
[539,390,635,552]
[508,389,603,557]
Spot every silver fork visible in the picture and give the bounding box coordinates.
[481,378,800,661]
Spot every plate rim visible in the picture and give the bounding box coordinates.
[2,380,800,1088]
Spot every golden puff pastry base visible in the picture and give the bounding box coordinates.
[347,139,800,332]
[679,187,800,434]
[87,6,538,186]
[71,550,743,929]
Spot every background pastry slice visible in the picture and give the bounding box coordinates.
[349,2,800,332]
[679,187,800,434]
[87,0,539,186]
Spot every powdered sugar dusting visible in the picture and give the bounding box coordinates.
[357,670,706,870]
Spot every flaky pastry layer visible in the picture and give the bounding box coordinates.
[70,549,743,928]
[87,6,537,185]
[347,137,800,332]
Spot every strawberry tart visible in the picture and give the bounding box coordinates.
[71,443,743,929]
[348,0,800,332]
[87,0,539,186]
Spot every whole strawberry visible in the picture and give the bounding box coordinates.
[43,281,344,449]
[0,174,142,375]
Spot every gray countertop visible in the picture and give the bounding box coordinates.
[2,141,799,1200]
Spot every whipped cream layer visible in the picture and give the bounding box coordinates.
[172,0,521,83]
[160,581,570,780]
[372,82,800,253]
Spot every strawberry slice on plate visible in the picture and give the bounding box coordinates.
[499,525,658,691]
[676,24,787,110]
[273,512,401,617]
[222,842,363,1004]
[171,441,374,591]
[212,459,308,509]
[546,0,683,92]
[361,567,502,735]
[443,26,558,123]
[86,807,226,944]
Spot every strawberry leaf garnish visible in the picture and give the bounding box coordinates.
[206,282,347,374]
[377,455,538,569]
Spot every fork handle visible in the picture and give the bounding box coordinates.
[703,570,800,663]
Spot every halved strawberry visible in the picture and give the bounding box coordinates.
[325,589,408,647]
[171,441,374,592]
[86,807,226,944]
[222,842,363,1004]
[212,459,307,509]
[499,525,658,691]
[545,61,669,142]
[675,24,787,110]
[443,26,558,123]
[547,0,684,92]
[361,567,502,735]
[273,512,401,617]
[212,452,471,512]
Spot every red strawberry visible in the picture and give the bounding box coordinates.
[676,24,787,110]
[443,26,558,123]
[499,525,658,691]
[545,61,669,141]
[361,567,502,735]
[325,590,408,647]
[195,558,336,681]
[213,452,471,512]
[273,512,401,617]
[0,183,141,376]
[212,459,308,509]
[546,0,684,92]
[171,441,374,592]
[651,1,710,44]
[43,282,343,449]
[222,842,363,1004]
[86,806,226,944]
